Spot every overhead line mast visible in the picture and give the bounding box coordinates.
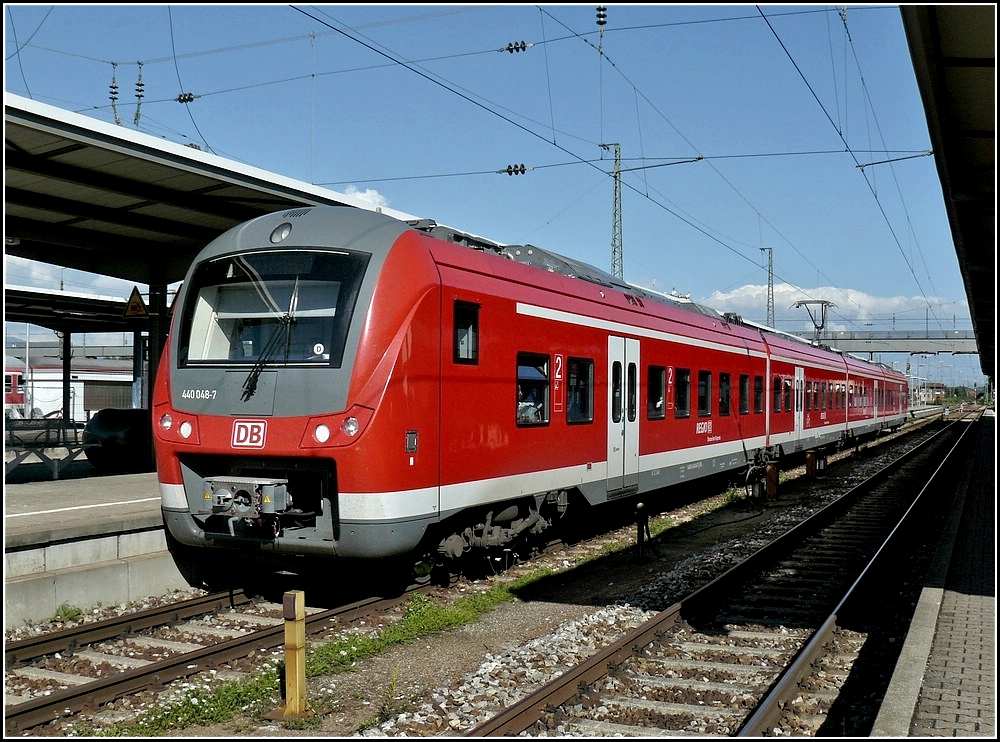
[596,7,622,279]
[602,142,623,279]
[761,247,774,327]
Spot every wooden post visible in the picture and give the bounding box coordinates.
[635,502,646,558]
[282,590,308,717]
[766,463,778,500]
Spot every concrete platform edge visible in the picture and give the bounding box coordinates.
[5,551,189,629]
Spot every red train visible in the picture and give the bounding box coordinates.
[152,206,908,591]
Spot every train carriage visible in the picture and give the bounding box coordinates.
[152,206,908,591]
[4,355,27,418]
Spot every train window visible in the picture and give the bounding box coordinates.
[517,352,550,426]
[647,366,666,420]
[566,358,593,424]
[675,368,691,419]
[453,301,479,364]
[627,362,637,423]
[179,248,370,368]
[698,371,712,417]
[783,378,792,412]
[773,377,782,413]
[805,381,812,411]
[610,362,622,423]
[753,375,764,414]
[719,373,731,416]
[4,373,12,394]
[739,374,750,415]
[820,381,827,410]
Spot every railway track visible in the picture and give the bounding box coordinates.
[4,587,416,735]
[469,415,979,736]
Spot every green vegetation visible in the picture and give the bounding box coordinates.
[51,603,84,622]
[359,662,405,731]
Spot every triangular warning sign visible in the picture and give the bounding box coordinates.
[124,286,149,318]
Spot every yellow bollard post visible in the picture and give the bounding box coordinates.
[282,590,308,718]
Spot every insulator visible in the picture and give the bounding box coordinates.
[177,92,195,103]
[505,164,527,176]
[596,6,607,26]
[506,40,527,53]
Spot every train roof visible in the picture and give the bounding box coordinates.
[412,219,723,321]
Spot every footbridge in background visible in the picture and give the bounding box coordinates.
[792,330,978,357]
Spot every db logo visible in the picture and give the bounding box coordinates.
[232,419,267,448]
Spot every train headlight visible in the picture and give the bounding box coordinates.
[299,406,373,448]
[179,421,193,439]
[159,413,173,431]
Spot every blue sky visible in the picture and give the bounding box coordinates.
[3,4,984,387]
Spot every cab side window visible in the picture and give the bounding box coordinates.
[453,301,479,364]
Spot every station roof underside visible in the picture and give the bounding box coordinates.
[3,6,994,380]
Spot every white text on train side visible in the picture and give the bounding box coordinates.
[181,388,218,400]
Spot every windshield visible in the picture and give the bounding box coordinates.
[178,248,370,369]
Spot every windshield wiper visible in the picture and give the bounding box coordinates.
[240,276,300,402]
[240,315,292,401]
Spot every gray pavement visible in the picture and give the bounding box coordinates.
[909,414,995,737]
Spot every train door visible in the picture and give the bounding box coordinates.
[607,336,639,495]
[794,366,804,445]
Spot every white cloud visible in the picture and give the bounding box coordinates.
[343,186,389,209]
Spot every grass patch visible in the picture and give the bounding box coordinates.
[51,602,85,622]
